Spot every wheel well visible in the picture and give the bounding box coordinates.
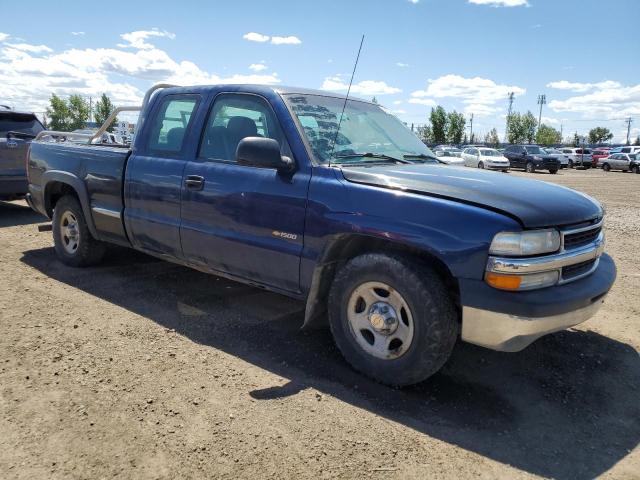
[304,234,460,328]
[45,182,79,217]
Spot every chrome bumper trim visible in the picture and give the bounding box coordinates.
[487,233,604,275]
[461,297,605,352]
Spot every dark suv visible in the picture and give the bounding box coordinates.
[504,144,561,174]
[0,108,44,198]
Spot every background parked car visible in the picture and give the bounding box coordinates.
[592,148,611,168]
[461,147,510,171]
[561,148,593,169]
[504,144,560,174]
[0,108,44,199]
[600,153,639,173]
[434,149,465,166]
[434,145,463,157]
[542,147,569,169]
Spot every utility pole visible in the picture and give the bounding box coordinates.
[469,113,474,143]
[505,92,514,142]
[537,94,546,130]
[625,117,633,145]
[89,96,93,124]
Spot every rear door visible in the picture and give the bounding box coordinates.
[180,92,310,293]
[124,94,202,259]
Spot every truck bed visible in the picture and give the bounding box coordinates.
[28,141,131,245]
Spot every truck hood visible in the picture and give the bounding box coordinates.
[340,164,602,229]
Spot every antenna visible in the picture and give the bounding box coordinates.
[328,35,365,165]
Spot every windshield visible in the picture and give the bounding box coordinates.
[525,146,544,154]
[0,113,44,138]
[285,94,436,164]
[479,149,501,156]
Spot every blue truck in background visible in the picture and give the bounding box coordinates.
[26,84,616,386]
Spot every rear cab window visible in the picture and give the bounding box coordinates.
[146,95,199,155]
[0,112,44,138]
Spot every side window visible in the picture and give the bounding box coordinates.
[147,96,198,154]
[621,147,630,153]
[199,93,287,162]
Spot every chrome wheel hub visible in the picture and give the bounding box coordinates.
[60,211,80,254]
[347,281,414,360]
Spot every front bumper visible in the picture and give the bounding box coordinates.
[459,253,616,352]
[486,163,510,170]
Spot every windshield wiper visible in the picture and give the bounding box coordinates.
[333,152,411,164]
[402,153,439,162]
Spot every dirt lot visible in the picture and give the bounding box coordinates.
[1,168,638,480]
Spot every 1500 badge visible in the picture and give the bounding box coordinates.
[272,230,298,240]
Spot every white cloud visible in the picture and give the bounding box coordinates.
[4,43,53,53]
[243,32,301,45]
[271,35,301,45]
[549,81,640,119]
[0,33,9,42]
[547,80,621,93]
[408,0,419,3]
[541,116,560,125]
[408,98,436,106]
[463,103,500,117]
[0,30,281,113]
[411,74,525,106]
[321,76,401,96]
[243,32,270,43]
[468,0,529,6]
[249,63,267,72]
[396,62,409,67]
[391,109,407,114]
[117,29,175,49]
[71,31,85,36]
[393,100,403,105]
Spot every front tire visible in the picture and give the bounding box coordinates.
[526,162,535,173]
[478,161,485,169]
[549,169,558,174]
[569,160,574,168]
[632,165,639,174]
[328,254,458,387]
[52,195,106,267]
[602,163,611,172]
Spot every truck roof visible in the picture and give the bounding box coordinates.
[160,84,375,104]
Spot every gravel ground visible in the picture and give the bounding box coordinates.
[1,168,638,480]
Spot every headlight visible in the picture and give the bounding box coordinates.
[489,229,560,256]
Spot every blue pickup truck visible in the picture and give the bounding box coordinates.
[26,84,616,386]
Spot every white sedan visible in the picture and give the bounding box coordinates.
[461,147,510,171]
[435,150,465,166]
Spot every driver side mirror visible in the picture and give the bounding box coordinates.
[236,137,295,173]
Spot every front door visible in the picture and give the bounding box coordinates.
[180,93,310,293]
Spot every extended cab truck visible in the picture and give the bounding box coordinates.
[0,108,44,198]
[26,85,616,387]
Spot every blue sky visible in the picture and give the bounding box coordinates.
[1,0,638,142]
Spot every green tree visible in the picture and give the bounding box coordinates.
[416,125,433,144]
[507,112,525,144]
[522,111,537,144]
[371,96,378,104]
[634,135,640,146]
[430,106,448,144]
[94,93,118,129]
[484,128,500,148]
[588,126,614,145]
[446,111,465,145]
[67,95,90,131]
[46,94,72,131]
[535,124,562,146]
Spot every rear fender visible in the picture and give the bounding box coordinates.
[43,170,99,238]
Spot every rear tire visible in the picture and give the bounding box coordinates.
[602,163,611,172]
[549,169,558,174]
[328,253,458,387]
[569,160,574,168]
[632,165,639,174]
[52,195,106,267]
[478,161,485,169]
[526,162,535,173]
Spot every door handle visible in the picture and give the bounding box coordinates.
[185,175,204,190]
